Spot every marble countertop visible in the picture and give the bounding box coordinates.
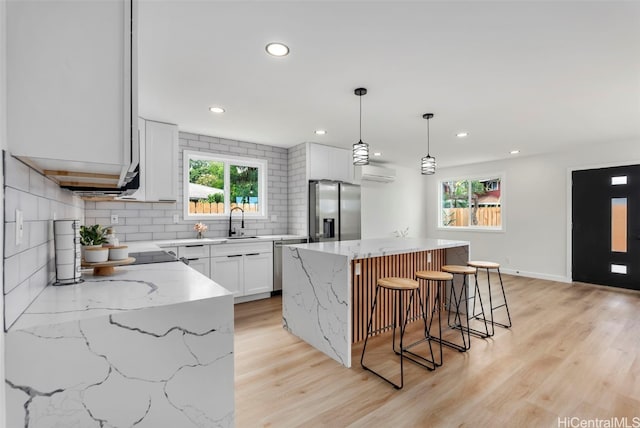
[138,234,307,248]
[10,261,232,332]
[288,237,470,260]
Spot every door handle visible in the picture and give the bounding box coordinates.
[227,254,242,258]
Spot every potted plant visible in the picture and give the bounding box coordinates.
[80,224,108,260]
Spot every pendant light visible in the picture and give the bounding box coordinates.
[353,88,369,165]
[421,113,436,175]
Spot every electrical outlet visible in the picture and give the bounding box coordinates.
[173,214,179,224]
[15,210,24,245]
[111,214,119,224]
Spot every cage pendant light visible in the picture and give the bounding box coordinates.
[353,88,369,165]
[421,113,436,175]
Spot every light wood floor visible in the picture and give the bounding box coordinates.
[234,275,640,427]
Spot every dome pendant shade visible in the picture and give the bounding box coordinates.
[353,87,369,166]
[421,155,436,175]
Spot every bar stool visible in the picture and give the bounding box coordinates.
[360,277,434,389]
[441,265,490,351]
[415,270,450,367]
[467,261,512,336]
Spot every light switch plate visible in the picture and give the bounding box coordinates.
[173,214,179,224]
[16,209,24,245]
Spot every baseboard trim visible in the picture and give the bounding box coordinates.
[500,268,571,284]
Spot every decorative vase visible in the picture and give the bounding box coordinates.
[197,231,204,239]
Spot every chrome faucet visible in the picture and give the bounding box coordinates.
[229,206,245,237]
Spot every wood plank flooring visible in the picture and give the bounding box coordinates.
[234,275,640,427]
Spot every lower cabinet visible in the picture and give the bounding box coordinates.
[210,255,243,296]
[177,244,211,278]
[210,242,273,298]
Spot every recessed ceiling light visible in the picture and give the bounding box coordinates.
[510,150,520,155]
[314,130,327,135]
[456,132,469,138]
[265,42,289,57]
[209,106,225,114]
[373,152,382,157]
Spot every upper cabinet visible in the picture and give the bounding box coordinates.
[307,143,354,183]
[120,118,178,201]
[7,0,138,191]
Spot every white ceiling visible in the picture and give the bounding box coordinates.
[138,1,640,169]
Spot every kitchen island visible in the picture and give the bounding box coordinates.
[4,260,234,428]
[282,238,470,368]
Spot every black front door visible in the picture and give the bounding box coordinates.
[572,164,640,290]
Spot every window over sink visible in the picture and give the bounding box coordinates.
[184,150,268,219]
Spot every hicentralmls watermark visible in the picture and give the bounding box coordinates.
[558,417,640,428]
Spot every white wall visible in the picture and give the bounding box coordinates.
[361,164,427,239]
[1,0,7,424]
[425,139,640,282]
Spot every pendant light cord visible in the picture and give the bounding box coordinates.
[426,117,430,156]
[359,95,363,142]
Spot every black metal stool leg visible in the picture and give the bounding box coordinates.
[441,276,469,352]
[494,268,512,328]
[401,287,437,371]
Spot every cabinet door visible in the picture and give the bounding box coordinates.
[243,253,273,295]
[8,0,136,180]
[145,120,178,201]
[308,143,330,180]
[211,256,244,296]
[187,258,210,277]
[329,147,354,183]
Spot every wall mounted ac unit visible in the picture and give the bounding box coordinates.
[360,165,396,182]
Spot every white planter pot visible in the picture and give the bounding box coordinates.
[84,247,109,263]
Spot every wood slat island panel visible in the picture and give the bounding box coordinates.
[351,249,446,343]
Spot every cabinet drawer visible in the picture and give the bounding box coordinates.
[178,244,210,259]
[211,241,272,257]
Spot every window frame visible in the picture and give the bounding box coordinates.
[183,150,268,220]
[437,173,505,232]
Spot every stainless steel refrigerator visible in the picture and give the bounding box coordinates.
[309,180,361,242]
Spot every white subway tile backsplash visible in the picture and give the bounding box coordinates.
[4,153,85,328]
[96,201,125,210]
[4,256,20,294]
[29,169,46,197]
[38,197,50,221]
[5,156,31,192]
[125,232,153,241]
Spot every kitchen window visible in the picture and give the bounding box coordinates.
[184,150,267,219]
[438,175,503,230]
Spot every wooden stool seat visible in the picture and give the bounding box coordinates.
[442,265,476,275]
[468,260,500,269]
[416,270,453,281]
[378,277,419,290]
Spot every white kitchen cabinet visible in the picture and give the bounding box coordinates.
[210,256,243,296]
[119,118,178,201]
[210,242,273,299]
[7,0,138,189]
[177,244,210,277]
[308,143,354,183]
[186,258,211,278]
[244,253,274,295]
[144,120,179,201]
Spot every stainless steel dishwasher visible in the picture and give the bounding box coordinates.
[273,238,307,293]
